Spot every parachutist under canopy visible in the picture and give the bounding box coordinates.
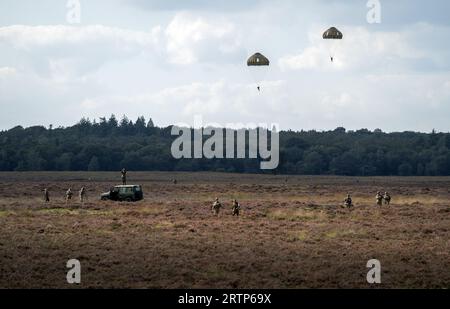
[323,27,343,62]
[247,52,269,93]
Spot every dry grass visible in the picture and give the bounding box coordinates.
[0,172,449,289]
[267,208,328,221]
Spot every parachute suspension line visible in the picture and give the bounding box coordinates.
[247,52,270,92]
[247,65,269,91]
[323,27,343,63]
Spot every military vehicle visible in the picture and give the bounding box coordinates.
[101,185,143,202]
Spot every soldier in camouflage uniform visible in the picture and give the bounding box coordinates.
[212,198,222,216]
[79,187,86,203]
[232,199,241,216]
[383,192,391,205]
[376,191,383,206]
[66,188,73,202]
[44,188,50,203]
[121,168,127,185]
[343,194,353,208]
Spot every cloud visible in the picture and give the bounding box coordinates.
[279,23,450,73]
[0,24,162,80]
[0,24,161,51]
[0,67,17,77]
[0,62,108,129]
[77,80,288,127]
[128,0,264,12]
[165,13,243,65]
[73,70,450,133]
[279,45,329,71]
[0,13,244,77]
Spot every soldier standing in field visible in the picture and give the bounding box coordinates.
[343,194,353,208]
[79,187,86,203]
[376,191,383,206]
[121,168,127,185]
[232,199,241,216]
[66,188,73,202]
[383,192,391,205]
[44,188,50,203]
[212,198,222,216]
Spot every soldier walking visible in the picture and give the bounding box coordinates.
[66,188,73,202]
[79,187,86,203]
[343,194,353,208]
[232,199,241,216]
[121,168,127,185]
[44,188,50,203]
[212,198,222,216]
[383,192,391,205]
[376,191,383,206]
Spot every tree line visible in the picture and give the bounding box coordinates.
[0,115,449,176]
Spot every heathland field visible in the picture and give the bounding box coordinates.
[0,172,449,288]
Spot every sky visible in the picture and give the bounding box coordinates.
[0,0,449,132]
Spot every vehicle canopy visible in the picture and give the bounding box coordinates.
[111,185,142,190]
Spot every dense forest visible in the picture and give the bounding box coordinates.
[1,115,449,176]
